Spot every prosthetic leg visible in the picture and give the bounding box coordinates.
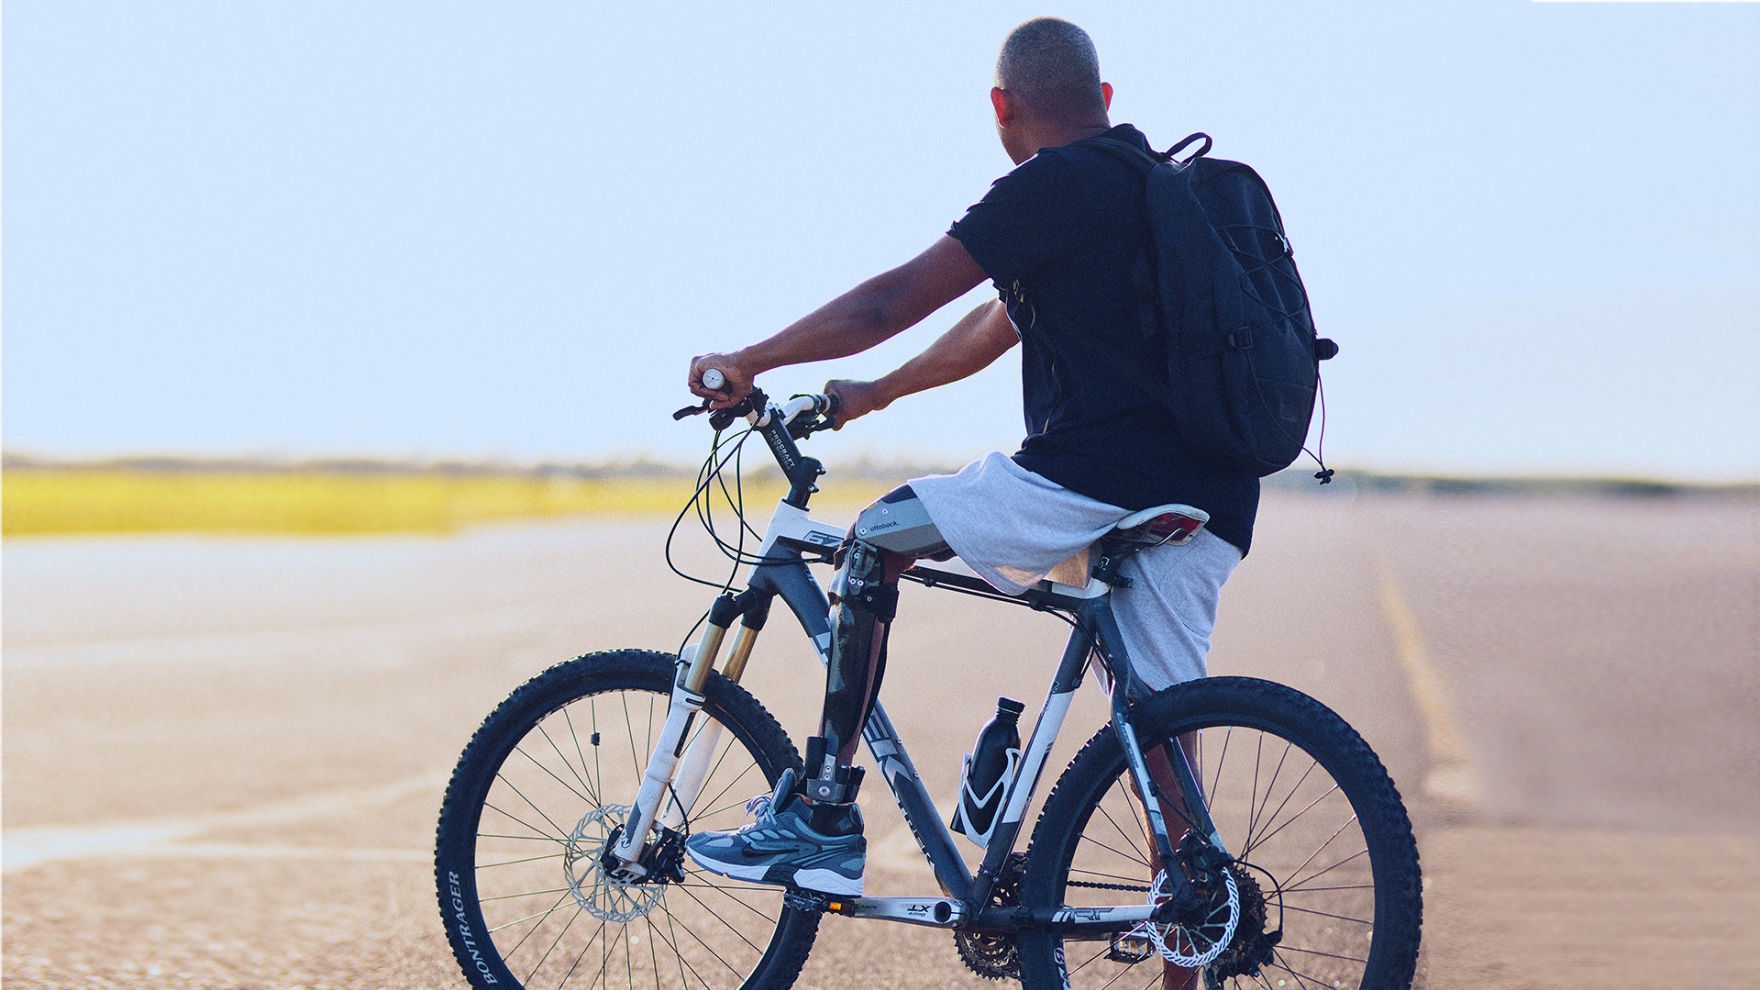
[803,486,951,830]
[684,486,949,894]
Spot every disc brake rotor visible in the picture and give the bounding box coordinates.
[1142,865,1241,968]
[562,803,666,922]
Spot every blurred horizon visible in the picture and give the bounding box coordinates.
[5,448,1754,490]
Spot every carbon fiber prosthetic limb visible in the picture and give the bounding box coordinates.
[805,486,951,808]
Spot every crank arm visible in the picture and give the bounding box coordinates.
[827,896,966,928]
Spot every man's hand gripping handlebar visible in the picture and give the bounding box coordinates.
[673,369,843,440]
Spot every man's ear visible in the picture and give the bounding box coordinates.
[990,86,1013,126]
[1101,81,1113,111]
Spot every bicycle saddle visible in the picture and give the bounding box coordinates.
[1108,504,1210,548]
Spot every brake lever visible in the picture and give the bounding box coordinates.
[673,400,712,420]
[782,394,836,439]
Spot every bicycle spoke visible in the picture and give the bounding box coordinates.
[687,747,768,821]
[514,738,595,808]
[588,697,606,808]
[1279,901,1374,926]
[495,768,574,841]
[482,800,566,844]
[661,889,762,979]
[1281,846,1370,893]
[670,880,771,958]
[486,899,574,935]
[441,654,815,988]
[1243,772,1336,858]
[1279,814,1361,889]
[1240,747,1316,860]
[1278,882,1374,894]
[499,888,578,959]
[535,720,597,806]
[622,693,642,785]
[1206,723,1235,816]
[1241,735,1294,857]
[1267,953,1356,989]
[1037,685,1418,990]
[478,832,572,843]
[1276,943,1370,965]
[677,874,784,926]
[562,708,601,813]
[482,885,573,905]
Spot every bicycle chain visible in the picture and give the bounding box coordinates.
[1065,878,1153,893]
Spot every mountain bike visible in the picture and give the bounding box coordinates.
[435,386,1422,990]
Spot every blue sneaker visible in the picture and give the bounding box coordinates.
[684,771,866,897]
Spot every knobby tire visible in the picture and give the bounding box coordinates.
[1018,676,1422,990]
[435,650,819,990]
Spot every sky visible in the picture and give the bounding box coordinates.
[4,1,1757,481]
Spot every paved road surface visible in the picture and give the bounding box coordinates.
[4,489,1755,988]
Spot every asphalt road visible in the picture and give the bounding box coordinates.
[4,488,1756,988]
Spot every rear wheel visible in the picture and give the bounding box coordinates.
[1019,676,1422,990]
[436,650,819,990]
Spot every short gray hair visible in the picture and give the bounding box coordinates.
[995,17,1105,121]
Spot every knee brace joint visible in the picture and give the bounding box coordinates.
[830,539,899,621]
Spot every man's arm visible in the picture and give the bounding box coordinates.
[688,235,988,408]
[824,299,1017,429]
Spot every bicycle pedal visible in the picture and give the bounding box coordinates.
[1106,930,1156,964]
[783,889,834,914]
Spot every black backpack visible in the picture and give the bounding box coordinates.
[1086,132,1337,479]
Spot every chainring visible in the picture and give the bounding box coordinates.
[955,851,1028,980]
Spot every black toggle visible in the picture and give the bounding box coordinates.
[852,584,900,622]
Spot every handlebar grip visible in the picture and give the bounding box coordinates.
[701,368,727,391]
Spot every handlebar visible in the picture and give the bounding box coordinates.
[671,372,842,509]
[672,378,841,440]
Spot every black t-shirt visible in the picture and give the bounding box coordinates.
[949,124,1259,555]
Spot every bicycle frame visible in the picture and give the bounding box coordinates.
[612,399,1226,937]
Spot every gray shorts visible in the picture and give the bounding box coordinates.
[906,453,1242,690]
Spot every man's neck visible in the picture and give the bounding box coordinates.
[1008,119,1114,164]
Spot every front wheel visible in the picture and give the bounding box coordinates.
[435,649,820,990]
[1018,676,1422,990]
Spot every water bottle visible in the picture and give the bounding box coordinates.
[949,697,1025,847]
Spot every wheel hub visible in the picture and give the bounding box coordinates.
[1141,862,1240,968]
[563,803,669,922]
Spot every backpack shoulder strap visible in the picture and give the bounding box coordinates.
[1083,131,1212,171]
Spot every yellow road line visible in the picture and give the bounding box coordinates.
[1373,557,1483,806]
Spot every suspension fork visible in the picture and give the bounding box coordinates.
[610,589,772,866]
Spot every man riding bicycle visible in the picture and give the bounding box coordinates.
[682,17,1257,935]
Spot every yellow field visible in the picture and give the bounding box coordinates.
[0,466,896,537]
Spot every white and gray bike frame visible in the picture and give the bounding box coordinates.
[610,392,1227,938]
